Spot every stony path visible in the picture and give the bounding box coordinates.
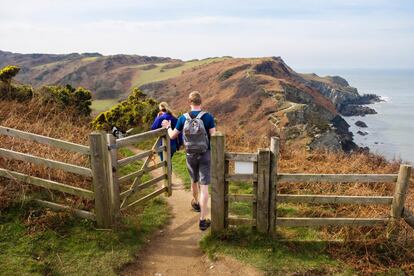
[121,148,262,276]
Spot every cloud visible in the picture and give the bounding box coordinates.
[0,1,413,68]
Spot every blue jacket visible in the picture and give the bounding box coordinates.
[151,112,179,148]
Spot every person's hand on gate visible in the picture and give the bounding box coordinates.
[161,120,171,128]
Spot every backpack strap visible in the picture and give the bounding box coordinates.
[184,113,191,120]
[195,111,206,119]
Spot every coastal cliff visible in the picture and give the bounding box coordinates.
[0,51,379,153]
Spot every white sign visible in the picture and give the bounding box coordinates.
[235,161,254,174]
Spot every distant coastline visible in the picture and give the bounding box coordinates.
[314,68,414,164]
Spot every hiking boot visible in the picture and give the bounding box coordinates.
[191,199,201,212]
[199,219,211,231]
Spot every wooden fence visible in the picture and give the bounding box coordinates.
[211,132,412,238]
[0,126,172,229]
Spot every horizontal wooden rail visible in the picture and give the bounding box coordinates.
[0,148,92,177]
[226,173,257,182]
[121,186,167,210]
[117,146,165,167]
[120,174,167,199]
[276,217,389,227]
[33,199,96,220]
[118,150,152,166]
[276,194,394,205]
[118,161,166,183]
[277,173,398,183]
[225,152,257,162]
[0,126,90,155]
[116,128,167,148]
[227,217,256,226]
[227,194,255,202]
[0,168,94,199]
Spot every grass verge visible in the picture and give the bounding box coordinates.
[200,227,353,275]
[0,147,170,275]
[0,198,169,275]
[200,179,355,275]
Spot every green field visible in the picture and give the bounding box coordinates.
[91,99,119,113]
[132,57,230,87]
[90,58,229,114]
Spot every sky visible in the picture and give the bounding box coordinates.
[0,0,413,69]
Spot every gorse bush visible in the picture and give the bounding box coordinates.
[92,88,158,131]
[39,84,92,116]
[0,65,92,116]
[0,65,33,101]
[0,65,20,84]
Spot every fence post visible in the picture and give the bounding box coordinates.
[89,131,113,228]
[269,137,280,235]
[211,132,226,234]
[388,164,412,239]
[107,134,120,227]
[252,160,258,229]
[162,133,172,196]
[257,148,271,233]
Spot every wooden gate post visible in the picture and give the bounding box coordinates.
[388,164,412,239]
[257,148,271,233]
[89,131,115,229]
[107,134,120,227]
[269,137,280,235]
[162,133,172,196]
[211,132,226,233]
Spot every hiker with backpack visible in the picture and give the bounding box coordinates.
[161,91,216,231]
[151,102,180,160]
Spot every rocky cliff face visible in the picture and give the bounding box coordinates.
[301,74,381,116]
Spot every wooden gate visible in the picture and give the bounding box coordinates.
[87,128,173,228]
[0,126,172,229]
[114,128,172,211]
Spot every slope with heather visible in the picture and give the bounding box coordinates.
[0,50,229,106]
[139,57,373,152]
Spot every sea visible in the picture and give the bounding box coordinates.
[303,68,414,164]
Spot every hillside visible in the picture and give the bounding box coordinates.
[1,57,414,275]
[140,57,373,152]
[0,50,228,105]
[0,51,379,152]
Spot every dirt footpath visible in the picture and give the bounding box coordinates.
[121,159,262,276]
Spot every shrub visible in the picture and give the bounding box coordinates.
[0,65,20,84]
[91,88,158,131]
[11,84,34,101]
[0,65,21,97]
[0,65,91,117]
[39,84,92,116]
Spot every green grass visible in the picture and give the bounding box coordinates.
[0,147,170,275]
[171,151,191,189]
[200,228,353,275]
[133,57,230,87]
[91,99,119,113]
[0,199,169,275]
[200,180,354,274]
